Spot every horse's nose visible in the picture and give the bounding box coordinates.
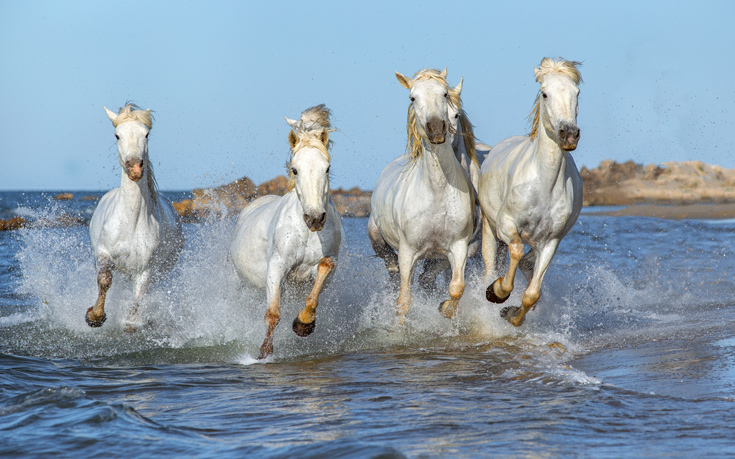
[125,159,145,181]
[425,117,447,144]
[303,212,327,232]
[558,125,580,151]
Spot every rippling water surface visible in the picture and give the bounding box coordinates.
[2,191,735,457]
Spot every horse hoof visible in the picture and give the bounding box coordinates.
[292,317,316,337]
[85,307,106,328]
[439,300,457,319]
[258,344,273,360]
[486,281,509,304]
[500,306,525,326]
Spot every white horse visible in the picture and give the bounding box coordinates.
[479,58,583,326]
[368,68,476,322]
[229,105,341,359]
[418,79,482,288]
[86,104,184,330]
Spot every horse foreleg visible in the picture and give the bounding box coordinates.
[396,246,418,324]
[86,259,112,327]
[503,241,559,327]
[259,266,284,359]
[293,257,335,337]
[124,271,150,333]
[486,236,523,304]
[439,243,468,320]
[481,216,498,283]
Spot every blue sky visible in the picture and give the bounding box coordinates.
[1,1,733,191]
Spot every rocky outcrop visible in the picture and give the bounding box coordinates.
[581,160,735,206]
[177,176,372,221]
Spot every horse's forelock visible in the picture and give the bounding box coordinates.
[112,104,154,129]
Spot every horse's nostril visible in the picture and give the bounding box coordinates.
[319,212,327,224]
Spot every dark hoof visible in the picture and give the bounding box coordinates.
[486,281,509,304]
[85,307,106,328]
[258,343,273,360]
[500,306,525,326]
[292,317,316,337]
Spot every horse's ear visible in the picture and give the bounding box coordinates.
[440,67,447,79]
[288,129,298,150]
[454,77,463,95]
[395,71,413,89]
[284,117,299,130]
[319,128,329,147]
[104,107,118,123]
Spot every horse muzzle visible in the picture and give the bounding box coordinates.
[126,159,144,182]
[558,125,580,151]
[425,117,447,144]
[304,212,327,232]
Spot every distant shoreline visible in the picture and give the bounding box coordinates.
[585,203,735,220]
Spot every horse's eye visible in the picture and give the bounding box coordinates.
[115,134,120,140]
[444,92,448,98]
[326,166,330,174]
[291,168,298,176]
[542,92,548,99]
[145,132,149,138]
[410,96,415,102]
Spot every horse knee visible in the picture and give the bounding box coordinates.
[509,239,524,260]
[97,270,112,290]
[449,280,465,300]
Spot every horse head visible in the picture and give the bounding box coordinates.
[287,126,331,232]
[396,68,452,146]
[105,104,153,182]
[532,58,582,151]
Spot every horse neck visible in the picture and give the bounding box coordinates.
[119,170,156,216]
[534,123,570,187]
[418,139,464,190]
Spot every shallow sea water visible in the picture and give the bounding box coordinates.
[2,191,735,458]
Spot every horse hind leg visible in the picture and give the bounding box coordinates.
[368,216,399,284]
[418,258,449,290]
[293,257,335,337]
[86,260,112,327]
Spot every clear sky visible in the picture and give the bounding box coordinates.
[1,1,733,191]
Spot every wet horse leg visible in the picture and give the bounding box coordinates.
[368,216,399,285]
[438,241,467,319]
[86,258,112,327]
[481,216,498,284]
[486,236,523,304]
[396,245,419,324]
[504,241,559,327]
[259,264,285,359]
[293,257,335,337]
[124,271,150,333]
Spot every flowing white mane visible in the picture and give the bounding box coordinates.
[528,58,583,139]
[405,69,477,165]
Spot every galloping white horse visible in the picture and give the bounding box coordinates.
[418,79,482,288]
[368,68,476,321]
[229,105,341,359]
[86,104,184,330]
[479,58,583,326]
